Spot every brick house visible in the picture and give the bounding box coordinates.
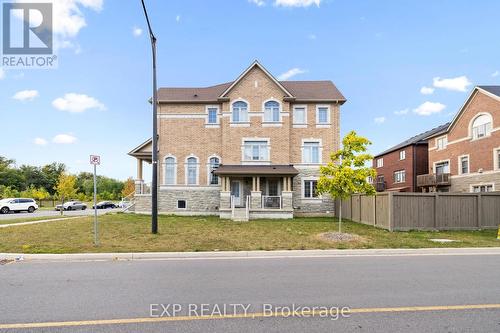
[128,61,345,219]
[372,123,449,192]
[419,86,500,192]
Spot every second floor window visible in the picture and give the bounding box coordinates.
[232,101,248,122]
[317,106,329,124]
[460,156,469,174]
[436,137,447,150]
[496,149,500,170]
[264,101,280,122]
[293,107,306,124]
[394,170,406,183]
[399,150,406,160]
[243,140,269,161]
[435,161,449,175]
[187,157,198,185]
[472,114,492,139]
[376,158,383,168]
[165,157,176,185]
[302,142,320,163]
[207,107,218,124]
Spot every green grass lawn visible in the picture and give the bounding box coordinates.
[0,213,498,254]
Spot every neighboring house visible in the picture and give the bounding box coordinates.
[128,61,345,219]
[372,123,449,192]
[419,86,500,192]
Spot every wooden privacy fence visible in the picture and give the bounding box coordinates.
[336,192,500,231]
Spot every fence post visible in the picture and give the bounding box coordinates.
[477,194,482,229]
[434,193,439,229]
[373,194,377,226]
[388,192,393,231]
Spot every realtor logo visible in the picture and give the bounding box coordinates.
[2,2,57,68]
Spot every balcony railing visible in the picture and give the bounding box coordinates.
[417,173,451,187]
[262,196,282,209]
[375,181,386,192]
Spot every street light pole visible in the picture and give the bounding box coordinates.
[141,0,158,234]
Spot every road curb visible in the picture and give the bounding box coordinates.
[1,247,500,262]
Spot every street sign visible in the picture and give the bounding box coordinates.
[90,155,100,165]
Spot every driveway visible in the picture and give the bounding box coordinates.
[0,208,123,220]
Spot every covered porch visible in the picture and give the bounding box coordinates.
[128,138,152,195]
[214,165,298,220]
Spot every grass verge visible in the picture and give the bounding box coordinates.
[0,213,498,253]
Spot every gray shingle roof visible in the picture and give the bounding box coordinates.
[478,85,500,98]
[157,81,345,102]
[374,122,450,158]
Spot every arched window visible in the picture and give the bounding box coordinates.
[232,101,248,122]
[164,156,176,185]
[186,157,198,185]
[264,100,280,122]
[472,114,492,139]
[209,157,220,185]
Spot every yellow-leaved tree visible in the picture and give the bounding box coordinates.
[55,173,77,215]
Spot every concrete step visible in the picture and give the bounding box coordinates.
[232,208,248,222]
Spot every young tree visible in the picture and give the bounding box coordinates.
[317,131,376,233]
[121,178,135,198]
[55,173,77,215]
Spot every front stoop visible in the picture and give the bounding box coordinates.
[232,208,249,222]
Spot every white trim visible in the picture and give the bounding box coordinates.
[470,183,495,193]
[241,137,271,163]
[399,150,406,161]
[457,154,470,175]
[219,60,294,98]
[159,114,207,119]
[262,122,283,127]
[163,154,177,185]
[433,159,450,174]
[315,104,331,126]
[301,138,323,164]
[176,199,187,210]
[205,105,220,126]
[301,177,321,200]
[231,98,250,123]
[393,169,406,184]
[469,112,493,141]
[261,98,282,124]
[292,104,308,126]
[435,135,448,151]
[494,147,500,171]
[184,154,200,185]
[159,185,220,190]
[206,155,221,186]
[376,158,384,168]
[450,169,500,179]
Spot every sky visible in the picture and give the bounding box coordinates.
[0,0,499,180]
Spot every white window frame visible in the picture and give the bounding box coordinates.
[262,99,282,124]
[302,177,320,200]
[301,139,322,164]
[163,154,177,185]
[458,154,470,175]
[241,138,270,164]
[470,113,493,141]
[494,147,500,171]
[433,159,450,174]
[231,99,250,123]
[436,136,448,150]
[470,184,495,193]
[184,154,199,185]
[393,170,406,183]
[206,155,221,186]
[292,105,308,128]
[376,158,384,168]
[177,199,187,210]
[316,104,331,127]
[399,150,406,160]
[205,105,220,127]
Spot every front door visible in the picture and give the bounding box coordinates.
[231,180,242,206]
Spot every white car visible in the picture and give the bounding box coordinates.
[0,198,39,214]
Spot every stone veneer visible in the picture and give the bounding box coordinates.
[292,167,335,216]
[450,171,500,192]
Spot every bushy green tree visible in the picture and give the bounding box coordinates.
[317,131,376,233]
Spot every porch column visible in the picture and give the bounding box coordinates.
[137,159,143,180]
[251,176,262,209]
[281,176,293,211]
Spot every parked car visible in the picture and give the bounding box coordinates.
[0,198,38,214]
[55,201,87,211]
[92,201,117,209]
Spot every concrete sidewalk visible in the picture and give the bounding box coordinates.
[2,247,500,262]
[0,216,83,228]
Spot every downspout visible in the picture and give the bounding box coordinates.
[412,144,417,192]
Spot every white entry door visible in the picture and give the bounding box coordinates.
[231,180,242,206]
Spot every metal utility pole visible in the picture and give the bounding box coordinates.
[141,0,158,234]
[90,155,101,246]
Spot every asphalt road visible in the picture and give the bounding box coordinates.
[0,208,123,220]
[1,254,500,332]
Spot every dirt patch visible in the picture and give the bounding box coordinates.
[317,232,366,243]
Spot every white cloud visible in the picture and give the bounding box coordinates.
[0,68,5,80]
[275,0,321,7]
[394,108,409,116]
[33,137,48,146]
[492,70,499,77]
[374,117,385,124]
[278,68,307,80]
[308,33,317,40]
[14,0,103,52]
[132,26,143,37]
[413,102,446,116]
[52,134,77,144]
[52,93,106,113]
[249,0,266,6]
[420,86,434,95]
[433,76,472,92]
[12,90,39,101]
[175,15,181,22]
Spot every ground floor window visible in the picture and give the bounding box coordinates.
[435,161,450,174]
[393,170,406,183]
[177,200,187,209]
[472,184,493,193]
[303,179,318,198]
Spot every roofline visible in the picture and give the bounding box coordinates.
[128,138,152,156]
[373,142,423,158]
[218,60,295,98]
